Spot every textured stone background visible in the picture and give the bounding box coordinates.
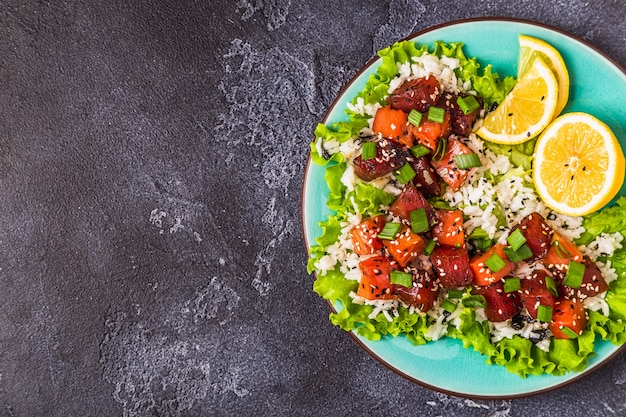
[0,0,625,416]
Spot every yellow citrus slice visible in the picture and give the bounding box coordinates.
[476,57,558,145]
[533,112,625,216]
[519,35,570,116]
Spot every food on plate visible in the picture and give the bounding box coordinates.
[518,35,570,115]
[475,56,559,144]
[532,112,626,216]
[307,37,626,377]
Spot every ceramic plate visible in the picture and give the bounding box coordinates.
[302,18,626,398]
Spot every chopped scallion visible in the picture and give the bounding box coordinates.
[447,289,464,299]
[390,270,413,288]
[462,294,487,309]
[553,240,572,259]
[456,95,480,114]
[504,244,533,262]
[473,238,493,253]
[507,229,527,251]
[361,141,377,160]
[408,109,423,127]
[440,299,457,313]
[410,144,430,158]
[410,208,429,234]
[394,163,416,184]
[503,277,521,293]
[432,137,447,162]
[453,153,482,169]
[378,222,401,240]
[561,326,579,339]
[428,106,445,123]
[537,305,553,323]
[485,253,507,273]
[545,275,559,297]
[563,261,585,288]
[424,240,436,256]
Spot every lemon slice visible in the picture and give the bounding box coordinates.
[477,57,558,145]
[519,35,570,116]
[533,112,625,216]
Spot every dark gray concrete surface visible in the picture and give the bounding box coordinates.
[0,0,625,416]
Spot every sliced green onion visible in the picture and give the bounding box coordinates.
[428,106,446,123]
[456,95,480,114]
[360,141,377,160]
[432,137,447,162]
[563,261,585,288]
[410,208,429,234]
[453,153,482,169]
[560,326,579,339]
[408,109,423,127]
[428,106,445,123]
[553,240,572,259]
[378,222,401,240]
[424,240,437,256]
[394,163,416,184]
[503,277,521,293]
[537,305,553,323]
[473,238,493,253]
[504,244,533,262]
[485,253,507,273]
[447,289,464,299]
[390,270,413,288]
[440,299,457,313]
[462,294,487,309]
[545,275,559,297]
[410,144,430,158]
[507,229,527,251]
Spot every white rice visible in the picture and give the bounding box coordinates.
[490,318,550,348]
[346,96,381,118]
[584,295,610,317]
[581,232,624,260]
[425,296,463,341]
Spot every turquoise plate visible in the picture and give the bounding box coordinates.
[302,18,626,398]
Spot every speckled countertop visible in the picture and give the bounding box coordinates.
[1,1,625,416]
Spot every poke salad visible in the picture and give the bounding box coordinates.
[306,37,626,377]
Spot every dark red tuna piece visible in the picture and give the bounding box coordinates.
[389,182,436,224]
[556,256,609,300]
[430,246,473,289]
[473,281,523,322]
[353,138,409,181]
[519,270,557,320]
[408,154,442,197]
[394,268,440,312]
[436,92,484,137]
[387,76,441,113]
[510,213,554,261]
[429,138,473,191]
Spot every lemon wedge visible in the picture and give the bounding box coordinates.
[477,57,559,145]
[519,35,570,116]
[533,112,625,216]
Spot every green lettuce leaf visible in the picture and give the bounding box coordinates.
[310,121,369,165]
[548,331,596,375]
[434,42,516,107]
[577,196,626,246]
[324,163,348,213]
[450,308,498,357]
[483,139,536,170]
